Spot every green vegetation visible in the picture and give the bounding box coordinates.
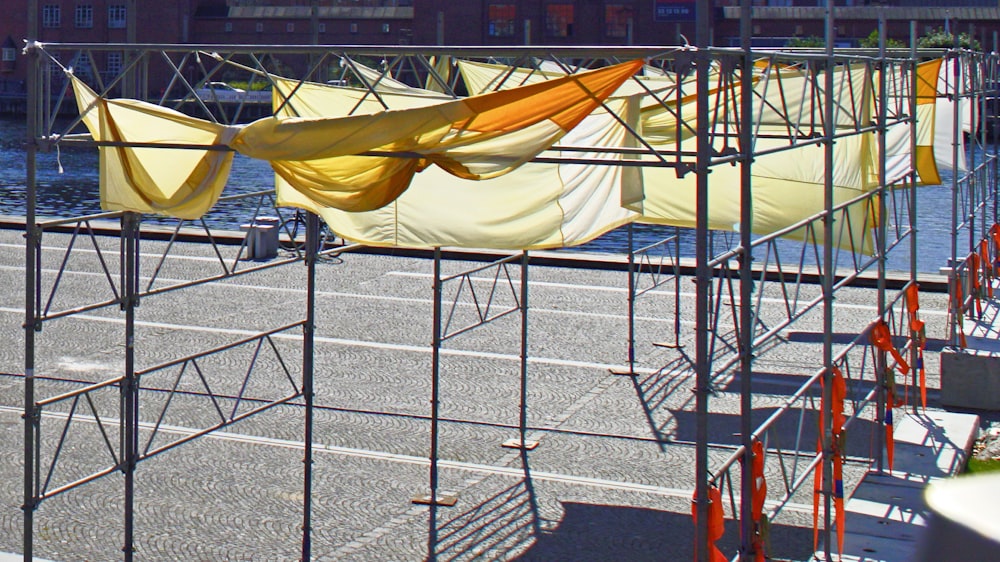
[228,81,271,91]
[918,27,981,50]
[786,36,825,48]
[859,29,905,49]
[966,457,1000,474]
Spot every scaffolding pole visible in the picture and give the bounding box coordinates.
[821,1,837,558]
[301,212,319,560]
[738,0,755,556]
[121,212,140,561]
[694,0,712,558]
[21,27,40,562]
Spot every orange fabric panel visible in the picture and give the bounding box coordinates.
[459,59,644,132]
[916,58,942,105]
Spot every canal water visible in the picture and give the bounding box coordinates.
[0,115,988,274]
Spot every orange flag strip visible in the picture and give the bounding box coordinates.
[814,366,847,556]
[832,367,846,558]
[751,440,767,562]
[955,277,968,348]
[834,448,845,557]
[991,224,1000,275]
[813,436,822,552]
[692,485,728,562]
[813,451,822,554]
[870,321,910,375]
[905,284,928,409]
[971,253,983,318]
[981,240,993,298]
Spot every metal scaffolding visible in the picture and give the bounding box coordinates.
[17,10,1000,562]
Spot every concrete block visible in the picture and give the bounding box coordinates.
[940,348,1000,410]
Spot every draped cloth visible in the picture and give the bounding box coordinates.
[71,59,644,220]
[71,56,943,255]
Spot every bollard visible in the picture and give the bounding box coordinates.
[241,221,278,260]
[254,216,280,258]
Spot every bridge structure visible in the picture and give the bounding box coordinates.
[12,4,1000,562]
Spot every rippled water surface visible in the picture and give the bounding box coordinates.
[0,115,988,273]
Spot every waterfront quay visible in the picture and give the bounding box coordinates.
[0,225,958,561]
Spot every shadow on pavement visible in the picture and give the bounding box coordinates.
[514,501,815,561]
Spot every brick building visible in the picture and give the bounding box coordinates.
[2,0,1000,98]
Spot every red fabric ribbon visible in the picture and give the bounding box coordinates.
[751,440,767,562]
[692,485,727,562]
[870,321,910,375]
[905,284,927,409]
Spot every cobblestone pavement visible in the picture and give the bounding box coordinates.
[0,228,953,561]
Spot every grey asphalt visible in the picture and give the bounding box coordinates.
[0,226,977,561]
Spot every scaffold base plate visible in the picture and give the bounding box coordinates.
[411,493,458,507]
[501,438,539,450]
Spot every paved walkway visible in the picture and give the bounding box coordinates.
[0,227,982,561]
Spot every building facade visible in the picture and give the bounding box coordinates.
[2,0,1000,98]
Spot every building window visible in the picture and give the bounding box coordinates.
[73,52,91,76]
[224,22,232,32]
[255,22,264,32]
[42,5,61,28]
[2,47,15,62]
[318,23,326,33]
[350,22,358,34]
[286,22,294,33]
[545,4,573,37]
[106,52,122,75]
[604,4,634,38]
[108,5,126,28]
[75,5,94,28]
[382,23,390,34]
[487,4,516,38]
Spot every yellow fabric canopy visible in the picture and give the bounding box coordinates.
[281,95,644,249]
[455,59,879,252]
[72,59,643,218]
[71,78,238,219]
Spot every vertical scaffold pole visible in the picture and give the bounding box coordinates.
[519,251,529,446]
[22,27,40,562]
[611,224,637,375]
[910,22,920,413]
[428,247,443,560]
[122,212,140,562]
[970,50,979,256]
[694,0,712,558]
[738,0,755,557]
[301,212,319,561]
[951,42,962,346]
[993,37,999,225]
[994,38,999,225]
[626,225,636,372]
[821,1,836,558]
[876,12,890,478]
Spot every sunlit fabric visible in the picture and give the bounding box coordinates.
[71,77,238,219]
[71,59,642,218]
[283,96,644,249]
